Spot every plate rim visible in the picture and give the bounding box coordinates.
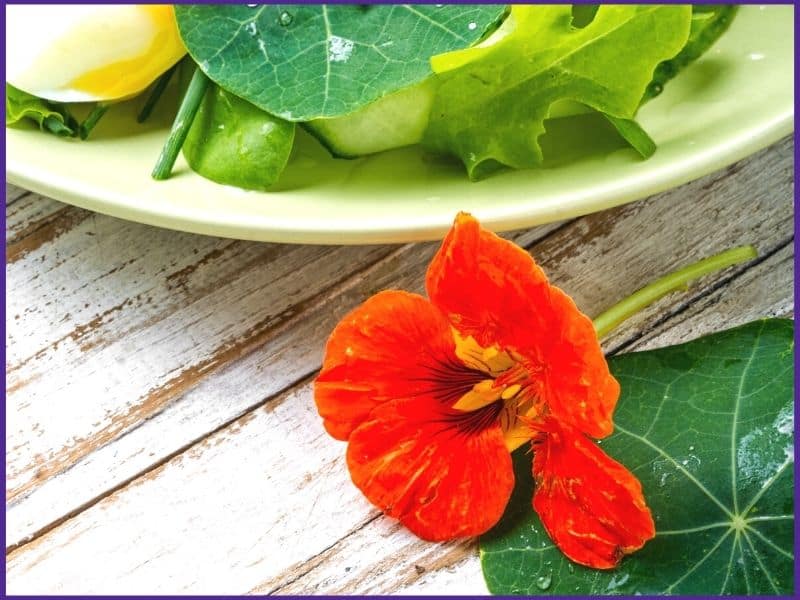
[7,111,793,245]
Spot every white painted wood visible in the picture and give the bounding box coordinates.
[5,182,30,204]
[5,222,561,546]
[629,241,794,352]
[7,244,792,593]
[4,137,794,594]
[261,522,477,595]
[6,217,395,507]
[5,191,69,243]
[396,554,489,596]
[6,381,378,594]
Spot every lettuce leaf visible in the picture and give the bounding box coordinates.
[423,5,692,180]
[644,4,738,102]
[5,84,77,137]
[604,114,657,158]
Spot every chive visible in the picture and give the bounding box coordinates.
[137,63,177,124]
[151,66,209,181]
[79,103,109,140]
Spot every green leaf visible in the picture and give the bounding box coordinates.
[182,83,295,191]
[6,83,77,137]
[480,319,795,595]
[174,3,506,121]
[644,5,738,101]
[423,5,692,179]
[604,115,656,159]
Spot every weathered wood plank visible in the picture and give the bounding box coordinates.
[5,215,400,508]
[5,182,30,205]
[6,139,793,593]
[626,240,794,352]
[7,237,792,594]
[396,553,489,595]
[261,516,476,595]
[6,380,394,594]
[571,136,794,352]
[5,222,564,548]
[5,193,71,247]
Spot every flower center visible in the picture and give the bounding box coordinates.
[450,330,542,451]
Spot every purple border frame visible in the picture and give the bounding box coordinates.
[1,1,797,598]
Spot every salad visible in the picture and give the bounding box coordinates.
[6,4,737,191]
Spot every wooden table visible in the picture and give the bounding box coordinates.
[5,136,794,594]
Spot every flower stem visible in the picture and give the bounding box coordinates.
[151,66,209,180]
[592,245,757,339]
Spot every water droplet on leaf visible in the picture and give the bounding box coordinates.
[328,35,355,63]
[536,573,552,590]
[278,11,293,26]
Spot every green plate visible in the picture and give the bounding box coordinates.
[5,5,794,244]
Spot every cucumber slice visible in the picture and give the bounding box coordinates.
[303,78,437,158]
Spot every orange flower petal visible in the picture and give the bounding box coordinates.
[531,419,655,569]
[347,397,514,540]
[426,213,617,438]
[315,290,484,440]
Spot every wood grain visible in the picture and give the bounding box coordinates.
[4,136,794,593]
[4,220,564,548]
[5,192,75,248]
[6,239,791,593]
[5,182,30,205]
[6,220,396,504]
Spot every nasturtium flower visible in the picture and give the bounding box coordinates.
[314,213,655,569]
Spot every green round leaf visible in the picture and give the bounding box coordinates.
[175,4,506,120]
[480,319,794,595]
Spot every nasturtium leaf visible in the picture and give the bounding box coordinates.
[424,4,692,179]
[480,319,795,595]
[174,4,506,121]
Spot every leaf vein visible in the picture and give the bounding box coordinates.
[741,457,793,516]
[665,528,732,593]
[616,424,734,519]
[730,320,763,514]
[741,528,781,593]
[745,524,794,560]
